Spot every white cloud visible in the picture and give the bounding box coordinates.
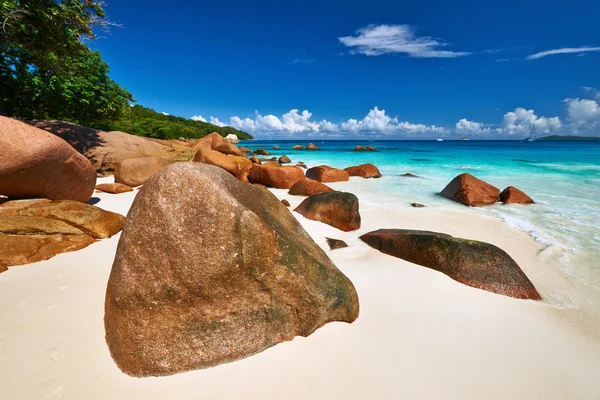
[209,117,226,127]
[229,116,255,131]
[501,107,561,135]
[526,46,600,60]
[191,115,207,122]
[339,24,470,58]
[564,98,600,131]
[455,118,492,135]
[582,86,600,100]
[161,112,170,116]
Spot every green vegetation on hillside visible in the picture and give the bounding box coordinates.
[0,1,252,140]
[92,105,253,140]
[0,1,132,124]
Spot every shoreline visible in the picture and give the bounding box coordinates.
[1,174,600,399]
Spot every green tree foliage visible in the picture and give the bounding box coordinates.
[93,105,253,140]
[0,0,133,124]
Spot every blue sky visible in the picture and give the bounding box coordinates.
[91,0,600,138]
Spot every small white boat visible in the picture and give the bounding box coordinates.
[437,138,444,142]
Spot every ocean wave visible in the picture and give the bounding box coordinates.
[532,163,600,171]
[496,214,561,247]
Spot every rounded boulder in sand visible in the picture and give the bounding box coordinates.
[289,179,335,196]
[306,165,349,183]
[294,191,361,232]
[249,162,306,189]
[104,163,359,377]
[360,229,542,300]
[0,116,96,202]
[114,157,172,187]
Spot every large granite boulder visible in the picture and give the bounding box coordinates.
[306,165,350,183]
[190,133,244,157]
[114,157,173,187]
[289,180,335,196]
[344,164,382,179]
[0,116,96,202]
[360,229,541,300]
[104,163,359,376]
[248,162,306,189]
[96,183,133,194]
[441,173,500,207]
[500,186,534,204]
[279,155,291,164]
[254,149,270,156]
[306,143,319,150]
[191,133,252,182]
[294,192,361,231]
[29,120,196,173]
[0,199,124,268]
[293,145,304,150]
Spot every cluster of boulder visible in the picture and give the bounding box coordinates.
[353,145,377,152]
[441,173,534,207]
[0,117,128,271]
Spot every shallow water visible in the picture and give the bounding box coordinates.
[243,139,600,331]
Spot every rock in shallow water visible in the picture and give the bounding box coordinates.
[344,164,382,179]
[294,192,361,232]
[249,162,306,188]
[441,173,500,207]
[500,186,534,204]
[104,163,359,377]
[360,229,541,300]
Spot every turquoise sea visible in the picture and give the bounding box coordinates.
[242,139,600,329]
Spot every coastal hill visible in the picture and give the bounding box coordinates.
[537,135,599,141]
[92,105,253,141]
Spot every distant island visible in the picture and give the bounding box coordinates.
[537,135,599,141]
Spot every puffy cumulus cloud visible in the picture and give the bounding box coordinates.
[219,107,444,137]
[564,98,600,131]
[501,108,561,135]
[339,24,470,58]
[191,115,207,122]
[455,118,492,135]
[209,117,226,127]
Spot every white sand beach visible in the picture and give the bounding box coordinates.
[1,176,600,400]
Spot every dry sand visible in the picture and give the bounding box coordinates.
[1,176,599,399]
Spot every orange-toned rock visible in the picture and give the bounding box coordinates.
[360,229,542,300]
[500,186,534,204]
[190,132,243,157]
[104,163,359,376]
[326,238,349,250]
[279,155,291,164]
[0,199,124,268]
[254,149,270,156]
[344,164,382,179]
[289,180,335,196]
[0,263,7,273]
[115,157,173,187]
[29,120,196,173]
[239,146,251,153]
[306,143,319,150]
[281,199,290,207]
[194,149,252,182]
[306,165,349,183]
[0,116,96,202]
[294,192,361,231]
[441,173,500,207]
[96,183,134,194]
[249,156,261,164]
[248,162,306,189]
[273,145,280,150]
[293,145,304,150]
